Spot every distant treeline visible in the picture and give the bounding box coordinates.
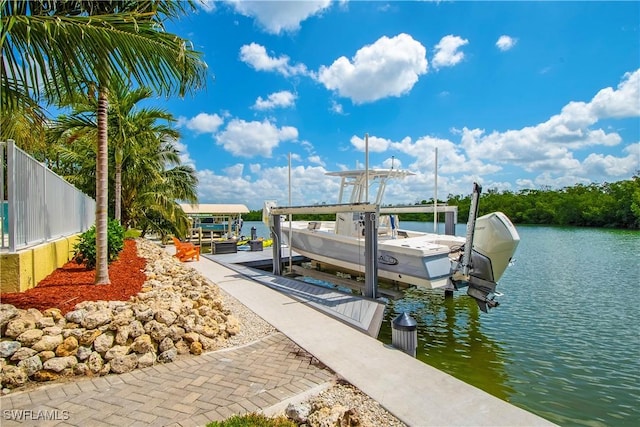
[243,175,640,230]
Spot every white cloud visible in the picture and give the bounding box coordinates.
[496,35,517,51]
[452,69,639,182]
[300,140,314,152]
[215,119,298,158]
[458,70,640,169]
[227,0,331,34]
[317,33,428,104]
[239,43,309,77]
[330,99,345,114]
[308,155,326,166]
[582,144,640,178]
[197,164,339,208]
[350,135,392,152]
[391,134,500,175]
[432,35,468,69]
[253,91,297,110]
[183,113,224,134]
[589,69,640,119]
[223,163,244,178]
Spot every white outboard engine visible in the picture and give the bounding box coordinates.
[472,212,520,284]
[451,184,520,312]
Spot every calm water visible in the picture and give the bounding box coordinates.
[245,221,640,426]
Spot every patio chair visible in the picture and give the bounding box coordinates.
[172,237,200,262]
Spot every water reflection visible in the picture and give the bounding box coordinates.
[379,288,514,400]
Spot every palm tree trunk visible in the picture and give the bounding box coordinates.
[95,86,111,284]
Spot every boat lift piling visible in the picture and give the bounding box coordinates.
[363,211,378,298]
[271,213,282,276]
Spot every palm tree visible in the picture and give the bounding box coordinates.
[50,80,180,223]
[48,118,197,239]
[122,138,198,240]
[2,1,207,284]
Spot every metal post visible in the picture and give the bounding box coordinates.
[363,211,378,298]
[445,211,455,235]
[7,140,16,252]
[271,214,282,275]
[365,133,369,203]
[288,152,292,273]
[434,147,438,233]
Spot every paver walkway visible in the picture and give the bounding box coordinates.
[0,333,335,427]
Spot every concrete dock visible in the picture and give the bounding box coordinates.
[191,254,554,426]
[0,247,555,426]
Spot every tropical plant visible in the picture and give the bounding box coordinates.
[2,0,207,284]
[122,137,198,239]
[73,219,125,269]
[48,110,197,240]
[48,80,181,222]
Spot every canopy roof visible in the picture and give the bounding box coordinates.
[179,204,250,215]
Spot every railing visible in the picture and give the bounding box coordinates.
[1,140,95,252]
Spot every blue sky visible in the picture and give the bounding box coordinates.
[158,1,639,210]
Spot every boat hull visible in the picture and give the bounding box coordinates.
[285,225,462,289]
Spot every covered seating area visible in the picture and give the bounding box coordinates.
[179,203,250,240]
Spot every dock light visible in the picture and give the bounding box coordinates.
[391,312,418,357]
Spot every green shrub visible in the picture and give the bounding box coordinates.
[74,219,125,269]
[206,413,295,427]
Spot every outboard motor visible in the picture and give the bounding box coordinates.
[451,184,520,312]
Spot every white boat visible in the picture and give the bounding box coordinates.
[265,169,520,311]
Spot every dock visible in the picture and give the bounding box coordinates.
[205,247,386,337]
[191,251,556,426]
[0,243,555,427]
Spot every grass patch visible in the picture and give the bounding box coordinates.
[206,413,295,427]
[124,229,142,239]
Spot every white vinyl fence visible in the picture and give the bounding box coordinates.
[1,140,95,252]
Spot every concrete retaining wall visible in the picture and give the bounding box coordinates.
[1,235,80,294]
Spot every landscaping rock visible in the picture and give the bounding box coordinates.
[55,336,79,357]
[43,356,77,373]
[137,352,156,368]
[82,310,112,330]
[157,348,177,363]
[1,366,28,388]
[93,331,114,353]
[0,238,240,389]
[87,352,104,374]
[10,347,37,362]
[31,334,63,352]
[0,341,21,358]
[18,355,42,377]
[110,354,138,374]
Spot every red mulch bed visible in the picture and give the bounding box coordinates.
[1,239,147,315]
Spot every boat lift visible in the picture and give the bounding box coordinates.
[267,202,459,299]
[269,203,380,298]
